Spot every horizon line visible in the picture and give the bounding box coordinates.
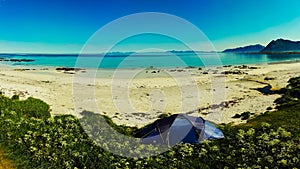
[0,50,221,55]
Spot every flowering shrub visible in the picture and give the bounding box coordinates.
[0,107,299,168]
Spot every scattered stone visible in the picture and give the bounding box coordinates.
[63,72,75,74]
[198,99,242,113]
[232,113,241,118]
[56,67,85,72]
[9,59,35,62]
[138,85,145,88]
[221,70,246,75]
[132,112,149,117]
[264,77,275,81]
[14,69,30,71]
[40,68,49,70]
[223,65,232,67]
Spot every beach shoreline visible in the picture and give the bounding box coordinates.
[0,60,299,127]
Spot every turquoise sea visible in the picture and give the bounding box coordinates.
[1,52,300,69]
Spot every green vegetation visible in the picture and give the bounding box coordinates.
[232,111,252,120]
[0,77,299,168]
[0,95,50,119]
[158,113,171,119]
[244,76,300,136]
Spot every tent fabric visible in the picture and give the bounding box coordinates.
[134,114,224,146]
[203,121,225,140]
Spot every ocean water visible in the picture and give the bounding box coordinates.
[1,52,300,69]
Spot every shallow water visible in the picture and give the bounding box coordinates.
[1,52,300,69]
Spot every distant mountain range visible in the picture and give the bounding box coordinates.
[223,39,300,53]
[223,44,265,53]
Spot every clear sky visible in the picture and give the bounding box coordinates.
[0,0,300,53]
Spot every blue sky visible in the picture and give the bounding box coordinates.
[0,0,300,53]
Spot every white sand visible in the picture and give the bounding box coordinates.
[0,61,299,127]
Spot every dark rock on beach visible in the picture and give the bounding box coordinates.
[0,58,35,62]
[56,67,85,72]
[9,59,35,62]
[264,77,275,81]
[221,70,246,75]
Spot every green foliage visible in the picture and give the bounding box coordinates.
[0,94,50,119]
[232,111,251,120]
[240,111,251,120]
[275,76,300,106]
[1,109,299,168]
[248,76,300,136]
[288,76,300,88]
[158,113,170,119]
[11,95,19,100]
[0,76,299,168]
[81,110,138,136]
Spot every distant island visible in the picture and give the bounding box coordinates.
[223,44,265,53]
[223,38,300,54]
[261,38,300,53]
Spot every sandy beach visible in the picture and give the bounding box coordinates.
[0,61,299,127]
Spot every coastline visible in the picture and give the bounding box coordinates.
[0,60,299,127]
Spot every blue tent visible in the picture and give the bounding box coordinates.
[134,114,224,146]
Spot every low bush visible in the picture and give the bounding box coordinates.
[0,95,50,119]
